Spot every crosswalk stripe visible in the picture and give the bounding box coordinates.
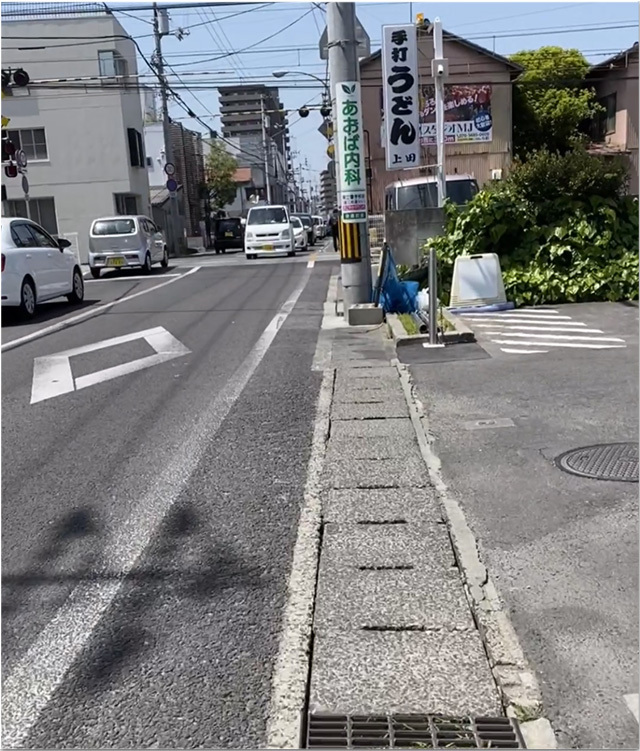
[500,347,548,354]
[484,332,624,342]
[491,339,626,349]
[460,308,561,316]
[476,324,597,332]
[624,694,639,723]
[461,314,574,322]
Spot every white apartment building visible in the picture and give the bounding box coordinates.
[2,6,150,262]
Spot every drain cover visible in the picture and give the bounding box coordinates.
[555,442,638,482]
[307,714,525,748]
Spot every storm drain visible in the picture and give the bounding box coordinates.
[306,714,525,748]
[555,442,638,482]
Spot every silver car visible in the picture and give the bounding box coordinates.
[88,215,168,278]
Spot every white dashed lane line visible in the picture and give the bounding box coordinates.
[457,308,629,355]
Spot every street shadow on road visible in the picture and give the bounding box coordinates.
[1,299,102,328]
[2,502,266,694]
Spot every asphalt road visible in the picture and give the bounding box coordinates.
[402,302,639,749]
[2,255,335,748]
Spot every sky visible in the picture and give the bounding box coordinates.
[12,0,639,191]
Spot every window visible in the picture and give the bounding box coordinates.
[10,223,37,248]
[593,93,617,141]
[6,128,48,160]
[7,198,58,234]
[247,207,288,225]
[114,193,139,215]
[28,224,59,248]
[92,219,136,235]
[127,128,145,167]
[98,50,128,78]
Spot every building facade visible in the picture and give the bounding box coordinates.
[359,22,521,214]
[1,7,150,263]
[219,85,291,206]
[586,43,639,194]
[320,168,337,213]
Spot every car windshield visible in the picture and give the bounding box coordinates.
[218,220,240,232]
[291,217,303,228]
[247,207,287,225]
[394,180,479,210]
[294,215,312,228]
[92,219,136,235]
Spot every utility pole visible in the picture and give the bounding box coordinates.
[153,3,182,255]
[327,2,372,310]
[260,97,272,203]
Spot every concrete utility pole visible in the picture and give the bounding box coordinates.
[327,2,372,309]
[153,3,183,255]
[260,97,272,203]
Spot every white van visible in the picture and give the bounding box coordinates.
[384,174,479,211]
[244,205,295,259]
[88,215,168,278]
[313,215,325,239]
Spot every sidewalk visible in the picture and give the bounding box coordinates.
[302,277,554,749]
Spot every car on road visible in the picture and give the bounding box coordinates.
[313,215,325,239]
[291,213,315,246]
[244,205,295,259]
[88,215,168,278]
[213,217,244,254]
[290,216,308,251]
[1,216,85,318]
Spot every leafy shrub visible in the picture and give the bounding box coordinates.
[423,151,638,307]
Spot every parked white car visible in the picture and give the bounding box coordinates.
[313,215,325,239]
[244,205,295,259]
[88,215,168,278]
[1,217,84,318]
[291,216,308,251]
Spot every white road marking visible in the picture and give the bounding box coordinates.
[1,269,312,749]
[1,267,201,353]
[624,693,639,723]
[478,324,600,333]
[84,274,180,282]
[491,339,626,349]
[30,327,190,404]
[459,308,561,316]
[475,320,588,328]
[500,348,548,354]
[307,254,316,269]
[484,331,624,342]
[461,314,574,322]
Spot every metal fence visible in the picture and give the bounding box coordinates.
[368,214,385,254]
[2,2,109,20]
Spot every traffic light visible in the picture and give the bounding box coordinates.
[2,137,18,178]
[1,67,30,94]
[298,107,310,118]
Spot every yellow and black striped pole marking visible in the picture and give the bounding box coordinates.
[338,220,362,264]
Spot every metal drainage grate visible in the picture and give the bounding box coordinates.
[307,714,525,748]
[555,442,638,482]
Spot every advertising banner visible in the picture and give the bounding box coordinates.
[335,81,367,223]
[419,84,493,144]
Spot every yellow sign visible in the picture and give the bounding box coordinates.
[326,143,335,158]
[2,115,10,128]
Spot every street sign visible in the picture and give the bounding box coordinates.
[164,162,176,176]
[166,177,178,192]
[1,115,10,128]
[334,81,367,223]
[16,149,27,169]
[319,18,370,60]
[21,175,29,194]
[318,119,333,140]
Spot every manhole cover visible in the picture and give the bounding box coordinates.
[555,442,638,482]
[307,714,525,748]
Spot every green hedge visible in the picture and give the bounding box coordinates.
[423,151,638,307]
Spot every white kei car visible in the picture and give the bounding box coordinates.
[290,216,308,251]
[1,217,85,318]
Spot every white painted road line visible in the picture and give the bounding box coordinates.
[307,254,316,269]
[85,274,181,282]
[484,332,624,342]
[491,339,626,349]
[461,314,574,322]
[1,269,312,749]
[624,693,639,723]
[1,267,201,353]
[30,327,190,404]
[477,324,600,333]
[475,320,588,328]
[500,348,548,354]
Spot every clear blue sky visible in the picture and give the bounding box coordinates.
[110,1,638,190]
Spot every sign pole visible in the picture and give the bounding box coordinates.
[328,2,372,311]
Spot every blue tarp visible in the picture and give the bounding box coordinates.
[378,248,419,314]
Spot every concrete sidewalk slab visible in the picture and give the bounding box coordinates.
[323,488,442,524]
[324,436,420,461]
[322,456,428,489]
[333,386,406,404]
[309,630,502,716]
[330,417,415,440]
[314,567,475,632]
[331,401,409,420]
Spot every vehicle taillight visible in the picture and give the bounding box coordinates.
[1,254,5,272]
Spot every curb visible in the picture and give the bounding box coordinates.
[386,312,476,347]
[392,359,557,750]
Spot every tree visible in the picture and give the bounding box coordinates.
[205,140,238,209]
[510,46,603,158]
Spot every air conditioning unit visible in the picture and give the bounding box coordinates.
[491,169,503,181]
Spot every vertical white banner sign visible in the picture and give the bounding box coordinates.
[335,81,368,223]
[382,24,421,170]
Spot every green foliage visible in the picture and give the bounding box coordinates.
[205,140,238,209]
[510,46,602,157]
[423,151,639,307]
